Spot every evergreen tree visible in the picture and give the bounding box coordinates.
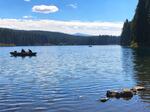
[121,19,131,46]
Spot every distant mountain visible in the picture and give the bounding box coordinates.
[0,28,119,46]
[121,0,150,47]
[73,33,94,36]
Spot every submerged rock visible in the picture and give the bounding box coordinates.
[120,89,133,98]
[100,97,109,103]
[122,97,133,101]
[132,86,145,91]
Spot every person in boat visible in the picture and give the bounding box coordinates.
[21,49,26,53]
[28,49,32,53]
[14,51,17,53]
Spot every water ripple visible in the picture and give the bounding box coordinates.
[0,46,150,112]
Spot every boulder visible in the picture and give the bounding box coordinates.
[132,86,145,91]
[120,89,133,98]
[106,90,120,98]
[100,97,109,103]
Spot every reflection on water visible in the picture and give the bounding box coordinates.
[0,46,150,112]
[132,48,150,104]
[121,47,150,105]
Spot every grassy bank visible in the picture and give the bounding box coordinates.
[0,43,16,47]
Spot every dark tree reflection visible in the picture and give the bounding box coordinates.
[132,48,150,103]
[121,47,150,103]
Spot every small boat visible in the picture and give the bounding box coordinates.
[89,45,92,47]
[10,52,37,57]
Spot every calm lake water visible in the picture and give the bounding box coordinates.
[0,45,150,112]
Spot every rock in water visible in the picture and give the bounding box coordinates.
[120,89,133,98]
[132,86,145,91]
[106,90,120,98]
[100,97,109,103]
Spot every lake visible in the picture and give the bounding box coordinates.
[0,45,150,112]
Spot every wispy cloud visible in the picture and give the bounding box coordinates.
[24,0,31,2]
[68,3,78,9]
[23,16,33,19]
[32,5,59,14]
[0,18,123,36]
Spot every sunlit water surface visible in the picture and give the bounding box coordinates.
[0,46,150,112]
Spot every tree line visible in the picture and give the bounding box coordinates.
[0,28,119,46]
[121,0,150,47]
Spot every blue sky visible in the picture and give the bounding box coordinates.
[0,0,138,35]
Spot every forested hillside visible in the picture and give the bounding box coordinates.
[0,28,119,46]
[121,0,150,47]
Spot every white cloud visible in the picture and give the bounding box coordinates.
[24,0,31,2]
[0,18,123,36]
[32,5,59,14]
[68,4,78,9]
[23,16,33,19]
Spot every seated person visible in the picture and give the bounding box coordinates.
[21,49,26,53]
[28,49,32,53]
[14,51,17,53]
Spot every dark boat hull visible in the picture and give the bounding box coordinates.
[10,52,37,57]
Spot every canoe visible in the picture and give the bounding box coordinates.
[10,52,37,57]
